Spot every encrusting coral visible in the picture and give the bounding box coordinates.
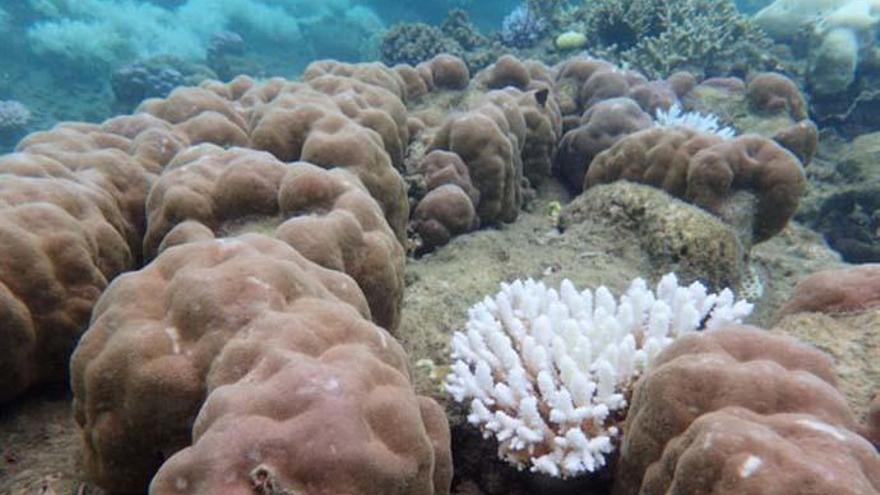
[446,273,752,478]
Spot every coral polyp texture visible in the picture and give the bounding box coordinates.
[445,273,753,478]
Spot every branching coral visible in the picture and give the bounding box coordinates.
[446,273,752,478]
[380,23,464,67]
[500,2,547,49]
[578,0,772,78]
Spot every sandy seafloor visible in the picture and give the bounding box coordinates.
[1,170,876,494]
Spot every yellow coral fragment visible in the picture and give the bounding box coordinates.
[555,31,587,50]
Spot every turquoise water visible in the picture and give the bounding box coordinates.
[0,0,522,129]
[0,0,777,133]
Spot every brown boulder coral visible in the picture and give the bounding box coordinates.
[302,59,410,102]
[640,406,880,494]
[15,124,160,250]
[137,86,250,148]
[72,234,449,494]
[586,127,806,244]
[552,56,617,116]
[615,325,863,495]
[429,100,523,224]
[394,64,430,100]
[305,74,410,170]
[556,97,654,191]
[473,54,532,91]
[0,176,132,402]
[143,146,404,331]
[70,235,372,492]
[746,72,808,121]
[419,149,480,205]
[483,87,562,184]
[412,151,480,252]
[413,184,480,252]
[0,114,181,401]
[869,395,880,446]
[420,54,470,90]
[150,302,452,494]
[772,119,819,166]
[778,264,880,317]
[246,84,409,241]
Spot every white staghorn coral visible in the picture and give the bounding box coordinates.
[654,103,736,139]
[445,273,753,478]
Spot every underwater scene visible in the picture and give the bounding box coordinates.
[0,0,879,493]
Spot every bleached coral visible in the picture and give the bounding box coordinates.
[445,273,752,478]
[0,101,31,130]
[25,0,376,66]
[654,103,736,139]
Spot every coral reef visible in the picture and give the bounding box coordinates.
[447,274,751,477]
[2,45,879,495]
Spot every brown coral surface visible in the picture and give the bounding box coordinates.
[616,325,863,495]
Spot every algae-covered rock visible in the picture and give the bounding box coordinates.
[560,181,747,291]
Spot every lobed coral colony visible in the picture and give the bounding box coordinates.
[1,4,879,493]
